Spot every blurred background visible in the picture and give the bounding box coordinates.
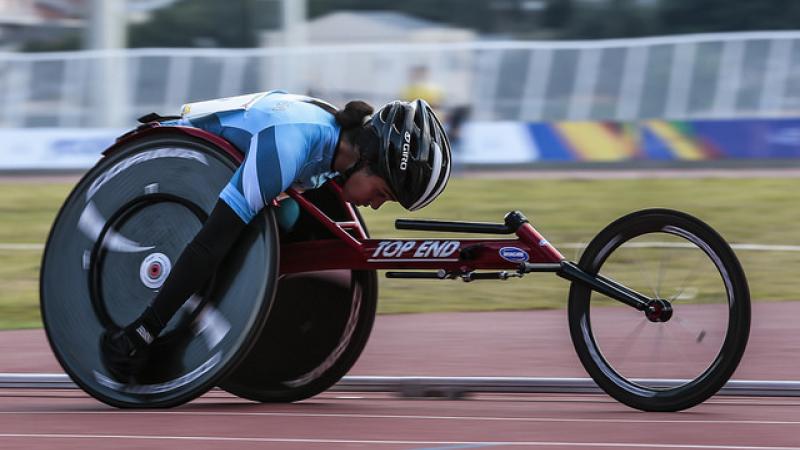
[3,0,800,167]
[0,0,799,382]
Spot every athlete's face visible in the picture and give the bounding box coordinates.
[342,168,395,210]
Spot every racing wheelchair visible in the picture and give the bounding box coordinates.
[40,121,750,412]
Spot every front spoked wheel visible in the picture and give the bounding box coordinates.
[568,209,750,411]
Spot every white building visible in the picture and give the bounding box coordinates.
[291,10,475,44]
[261,11,476,107]
[0,0,83,50]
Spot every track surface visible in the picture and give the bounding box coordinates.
[1,390,798,449]
[1,303,799,449]
[4,158,800,448]
[3,302,798,379]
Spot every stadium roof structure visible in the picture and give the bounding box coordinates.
[283,10,476,45]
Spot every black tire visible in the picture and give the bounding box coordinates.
[41,131,279,408]
[220,186,378,402]
[568,209,750,412]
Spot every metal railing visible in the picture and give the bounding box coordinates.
[1,31,800,128]
[2,373,799,398]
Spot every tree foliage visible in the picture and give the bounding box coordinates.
[24,0,800,51]
[314,0,800,39]
[657,0,800,34]
[128,0,268,48]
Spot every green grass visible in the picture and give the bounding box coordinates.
[360,177,800,313]
[0,182,73,244]
[1,176,799,328]
[0,181,72,329]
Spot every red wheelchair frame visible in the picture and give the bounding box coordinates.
[281,182,654,314]
[283,182,563,273]
[113,123,657,315]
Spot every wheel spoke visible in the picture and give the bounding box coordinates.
[664,322,698,371]
[672,312,725,349]
[655,245,676,300]
[667,247,708,304]
[574,211,749,411]
[627,244,661,299]
[651,325,664,379]
[603,316,648,371]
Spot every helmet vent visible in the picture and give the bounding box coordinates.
[414,108,426,130]
[392,108,406,129]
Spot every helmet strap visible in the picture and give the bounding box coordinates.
[341,126,380,180]
[342,158,367,180]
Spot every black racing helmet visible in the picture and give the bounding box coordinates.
[363,99,452,211]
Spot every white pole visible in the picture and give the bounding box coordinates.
[282,0,307,46]
[664,42,697,119]
[520,48,554,121]
[615,46,648,121]
[759,38,793,116]
[568,47,602,120]
[85,0,128,127]
[712,40,745,118]
[281,0,307,93]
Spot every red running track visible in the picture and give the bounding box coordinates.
[0,390,799,449]
[0,303,798,449]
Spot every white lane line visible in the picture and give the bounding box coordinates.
[0,243,43,250]
[4,242,800,252]
[0,434,796,449]
[458,395,800,407]
[477,397,800,408]
[559,242,800,252]
[0,410,797,425]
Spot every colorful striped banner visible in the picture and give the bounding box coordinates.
[519,118,800,163]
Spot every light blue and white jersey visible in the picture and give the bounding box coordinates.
[164,90,341,223]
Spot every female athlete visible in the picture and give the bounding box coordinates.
[100,90,452,382]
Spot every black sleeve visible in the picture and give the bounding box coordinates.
[148,199,247,325]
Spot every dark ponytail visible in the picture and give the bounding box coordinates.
[334,100,374,129]
[333,100,379,179]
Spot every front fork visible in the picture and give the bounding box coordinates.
[507,210,667,320]
[547,261,673,323]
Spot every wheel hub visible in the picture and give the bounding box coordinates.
[140,252,172,289]
[645,298,673,323]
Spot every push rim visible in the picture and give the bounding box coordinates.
[40,132,279,408]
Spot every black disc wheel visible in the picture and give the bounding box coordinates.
[220,186,378,402]
[40,130,279,408]
[568,209,750,412]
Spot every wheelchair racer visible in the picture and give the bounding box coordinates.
[100,90,452,382]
